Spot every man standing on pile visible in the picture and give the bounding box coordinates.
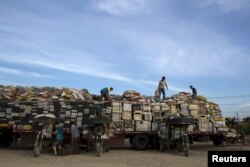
[190,85,197,98]
[158,76,168,100]
[71,122,80,154]
[100,87,113,101]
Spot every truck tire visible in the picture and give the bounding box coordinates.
[212,140,221,147]
[129,137,134,147]
[159,140,165,152]
[151,136,160,149]
[132,135,150,150]
[0,129,13,148]
[221,140,228,147]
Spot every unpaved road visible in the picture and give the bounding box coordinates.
[0,142,250,167]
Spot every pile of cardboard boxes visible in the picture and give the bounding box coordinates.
[0,86,228,133]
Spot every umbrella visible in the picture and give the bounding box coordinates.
[34,114,57,124]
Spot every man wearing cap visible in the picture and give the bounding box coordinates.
[100,87,113,101]
[158,77,168,100]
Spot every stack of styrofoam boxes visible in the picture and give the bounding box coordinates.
[123,102,133,131]
[104,105,112,120]
[188,103,199,132]
[151,103,162,123]
[179,103,189,116]
[199,102,206,115]
[6,107,12,120]
[112,102,123,131]
[64,103,72,124]
[76,103,84,127]
[135,102,151,132]
[143,103,155,131]
[142,103,152,121]
[59,101,66,122]
[189,103,199,119]
[214,117,228,132]
[169,104,179,116]
[133,103,142,121]
[82,103,90,125]
[133,103,150,132]
[72,103,78,123]
[198,115,214,132]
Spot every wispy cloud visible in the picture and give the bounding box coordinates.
[240,102,250,108]
[28,72,56,79]
[0,67,23,76]
[197,0,250,12]
[0,54,132,82]
[0,66,56,79]
[93,0,148,16]
[112,20,250,78]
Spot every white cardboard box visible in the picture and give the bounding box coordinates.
[112,106,122,113]
[135,121,151,131]
[143,112,152,121]
[112,113,122,121]
[112,102,122,107]
[123,103,132,111]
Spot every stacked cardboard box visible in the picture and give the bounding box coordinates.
[0,86,229,134]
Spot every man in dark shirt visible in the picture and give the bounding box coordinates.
[190,85,197,98]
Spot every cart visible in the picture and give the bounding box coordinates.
[33,114,57,157]
[159,116,194,156]
[84,116,110,157]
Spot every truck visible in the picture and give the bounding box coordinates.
[0,90,246,151]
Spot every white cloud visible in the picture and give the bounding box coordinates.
[240,102,250,108]
[94,0,148,16]
[197,0,250,12]
[112,20,250,78]
[0,54,132,82]
[28,72,57,79]
[0,67,23,76]
[0,66,56,79]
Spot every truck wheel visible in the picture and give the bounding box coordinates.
[0,129,13,148]
[129,137,134,147]
[151,136,160,149]
[221,140,228,147]
[183,144,189,157]
[159,141,165,152]
[213,140,221,147]
[132,135,150,150]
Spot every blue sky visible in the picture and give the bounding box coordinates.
[0,0,250,118]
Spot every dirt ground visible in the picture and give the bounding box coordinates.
[0,142,250,167]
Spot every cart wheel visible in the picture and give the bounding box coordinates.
[240,136,248,145]
[183,144,189,157]
[34,144,41,157]
[159,141,165,152]
[221,140,228,147]
[93,125,105,136]
[96,142,103,157]
[151,137,160,149]
[212,140,220,147]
